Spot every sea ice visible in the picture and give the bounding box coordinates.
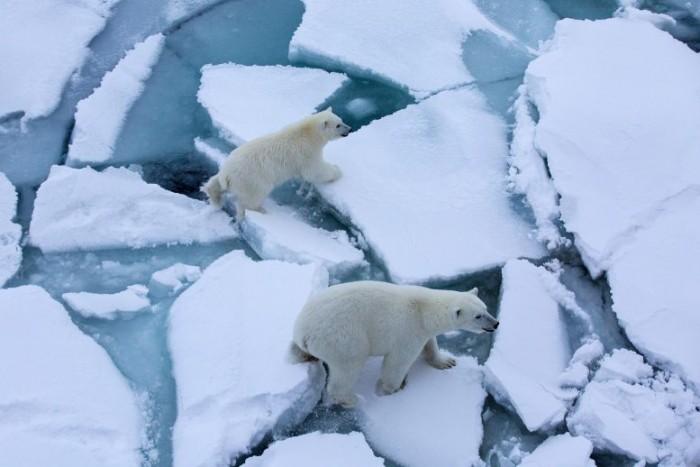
[0,285,144,467]
[29,165,236,252]
[317,88,544,284]
[483,260,600,432]
[355,356,485,467]
[240,431,385,467]
[289,0,516,97]
[148,263,202,298]
[519,433,594,467]
[567,349,700,465]
[198,64,348,146]
[168,251,328,467]
[239,202,366,279]
[0,172,21,287]
[62,284,151,319]
[66,34,166,167]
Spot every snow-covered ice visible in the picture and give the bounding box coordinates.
[168,251,328,467]
[567,349,700,465]
[239,202,366,279]
[29,165,236,252]
[66,34,165,167]
[148,263,202,298]
[0,172,21,287]
[62,284,151,319]
[515,17,700,276]
[289,0,516,97]
[318,88,545,284]
[356,356,485,467]
[519,433,594,467]
[240,431,385,467]
[0,0,118,122]
[198,64,348,145]
[483,260,598,432]
[0,285,144,467]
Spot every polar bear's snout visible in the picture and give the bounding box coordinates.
[483,320,499,332]
[338,123,351,137]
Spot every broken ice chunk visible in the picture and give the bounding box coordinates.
[0,172,21,287]
[239,202,366,279]
[169,251,328,467]
[62,285,151,320]
[29,166,236,252]
[519,433,594,467]
[198,64,348,146]
[148,263,202,298]
[0,285,144,467]
[66,34,165,167]
[355,356,485,467]
[240,432,385,467]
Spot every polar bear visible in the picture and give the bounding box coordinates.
[202,108,350,219]
[288,281,499,408]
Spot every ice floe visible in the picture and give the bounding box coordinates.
[29,165,236,252]
[62,284,151,319]
[240,431,385,467]
[66,34,166,167]
[148,263,202,298]
[168,251,328,467]
[0,172,21,287]
[519,433,594,467]
[0,285,144,467]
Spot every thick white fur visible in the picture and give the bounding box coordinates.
[288,281,499,408]
[203,108,350,219]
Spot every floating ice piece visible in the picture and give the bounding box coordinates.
[0,172,21,287]
[66,34,165,167]
[62,285,151,320]
[484,260,599,432]
[240,432,385,467]
[169,251,328,467]
[0,0,118,122]
[194,137,230,168]
[568,349,700,465]
[29,166,236,252]
[517,18,700,277]
[355,356,485,467]
[148,263,202,298]
[290,0,514,97]
[0,285,144,467]
[198,64,348,145]
[607,194,700,393]
[318,89,544,284]
[240,202,366,278]
[519,433,594,467]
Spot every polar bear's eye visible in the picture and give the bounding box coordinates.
[336,124,341,128]
[475,314,483,319]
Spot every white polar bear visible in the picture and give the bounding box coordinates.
[288,281,499,408]
[202,108,350,219]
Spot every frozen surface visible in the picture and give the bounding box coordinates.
[240,202,366,278]
[607,194,700,393]
[483,260,598,432]
[0,285,144,467]
[0,172,21,287]
[0,0,118,122]
[568,349,700,465]
[356,356,485,467]
[169,251,328,467]
[29,166,236,252]
[62,284,151,319]
[148,263,201,298]
[318,89,544,284]
[240,432,385,467]
[518,18,700,276]
[519,433,594,467]
[198,64,348,145]
[290,0,514,96]
[67,34,165,167]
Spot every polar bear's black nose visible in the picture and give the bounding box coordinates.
[494,321,499,329]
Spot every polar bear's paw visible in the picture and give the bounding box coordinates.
[330,393,358,409]
[428,353,457,370]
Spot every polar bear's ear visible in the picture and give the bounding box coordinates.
[466,287,479,295]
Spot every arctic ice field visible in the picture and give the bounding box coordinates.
[1,0,700,465]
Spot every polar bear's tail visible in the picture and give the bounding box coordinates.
[202,174,224,206]
[286,341,318,364]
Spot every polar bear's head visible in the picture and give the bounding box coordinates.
[451,288,499,334]
[317,108,351,140]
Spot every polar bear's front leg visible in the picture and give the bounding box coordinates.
[378,351,420,395]
[422,337,456,369]
[302,162,342,184]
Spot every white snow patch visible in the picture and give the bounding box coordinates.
[66,34,166,167]
[169,251,328,467]
[0,172,21,287]
[62,285,151,320]
[519,433,594,467]
[198,64,348,145]
[0,285,144,467]
[356,356,485,467]
[29,166,236,252]
[194,137,229,168]
[148,263,202,298]
[240,432,385,467]
[318,88,545,284]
